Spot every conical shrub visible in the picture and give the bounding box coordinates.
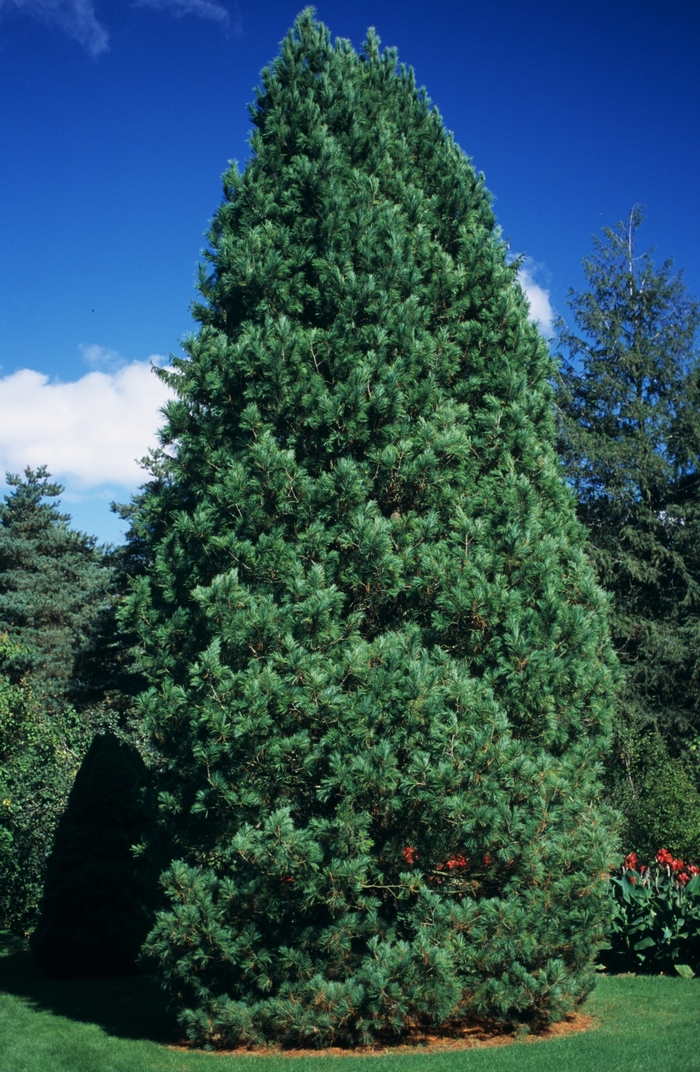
[131,12,617,1047]
[31,732,153,978]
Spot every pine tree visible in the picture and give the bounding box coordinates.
[555,209,700,858]
[31,732,154,977]
[132,13,616,1047]
[0,467,110,705]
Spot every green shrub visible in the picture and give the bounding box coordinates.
[31,732,154,978]
[131,13,617,1047]
[0,635,83,934]
[615,733,700,862]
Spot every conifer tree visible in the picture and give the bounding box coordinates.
[133,13,616,1046]
[0,467,110,706]
[555,210,700,858]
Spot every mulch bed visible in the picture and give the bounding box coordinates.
[169,1012,596,1058]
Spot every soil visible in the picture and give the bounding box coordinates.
[168,1012,596,1058]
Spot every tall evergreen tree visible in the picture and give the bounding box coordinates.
[132,13,616,1047]
[0,467,110,705]
[555,209,700,858]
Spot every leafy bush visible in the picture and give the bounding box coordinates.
[0,635,84,933]
[616,734,700,863]
[603,850,700,976]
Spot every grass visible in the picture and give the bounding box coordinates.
[1,935,699,1072]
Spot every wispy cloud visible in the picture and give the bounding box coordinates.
[517,259,555,339]
[0,0,109,54]
[0,0,237,53]
[79,342,122,371]
[0,358,173,490]
[135,0,232,28]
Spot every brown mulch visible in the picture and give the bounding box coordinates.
[168,1012,596,1058]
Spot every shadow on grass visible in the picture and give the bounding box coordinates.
[0,932,180,1044]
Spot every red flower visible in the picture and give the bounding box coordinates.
[654,848,696,878]
[482,854,492,866]
[402,846,419,865]
[624,852,639,871]
[445,855,468,870]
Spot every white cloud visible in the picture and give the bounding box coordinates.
[518,262,555,339]
[135,0,232,27]
[0,0,109,54]
[0,359,173,490]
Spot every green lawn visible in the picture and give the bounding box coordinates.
[1,935,699,1072]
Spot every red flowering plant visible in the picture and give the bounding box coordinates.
[601,849,700,977]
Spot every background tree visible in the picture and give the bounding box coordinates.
[132,13,616,1047]
[555,208,700,860]
[0,467,110,707]
[0,471,147,932]
[69,497,151,721]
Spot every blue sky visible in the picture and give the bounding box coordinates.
[0,0,698,542]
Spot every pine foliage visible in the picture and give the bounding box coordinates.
[132,13,617,1046]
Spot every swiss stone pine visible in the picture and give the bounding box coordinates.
[131,12,617,1048]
